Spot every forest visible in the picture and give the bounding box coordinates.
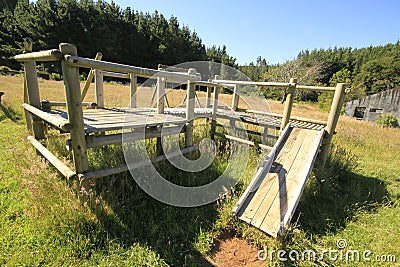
[1,0,400,100]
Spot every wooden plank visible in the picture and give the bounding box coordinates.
[243,128,309,227]
[237,127,303,223]
[231,84,241,111]
[28,136,76,179]
[233,125,292,215]
[260,130,323,236]
[185,72,196,147]
[23,39,33,131]
[103,71,130,79]
[59,43,89,173]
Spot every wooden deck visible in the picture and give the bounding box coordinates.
[235,126,324,237]
[40,107,325,134]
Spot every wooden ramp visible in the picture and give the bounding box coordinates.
[233,125,324,237]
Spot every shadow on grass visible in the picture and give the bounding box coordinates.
[0,103,21,122]
[294,144,389,236]
[80,150,225,266]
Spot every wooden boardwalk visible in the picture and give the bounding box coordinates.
[233,126,324,237]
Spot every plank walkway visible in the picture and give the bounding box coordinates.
[42,107,325,134]
[234,126,324,237]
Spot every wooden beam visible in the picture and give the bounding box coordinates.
[23,39,45,140]
[130,74,137,108]
[210,75,220,140]
[15,49,63,62]
[22,103,71,131]
[102,71,130,79]
[231,84,241,111]
[85,125,183,148]
[81,52,103,101]
[80,146,197,179]
[185,69,196,147]
[317,83,347,170]
[59,43,89,173]
[28,136,76,179]
[65,55,201,81]
[280,78,297,132]
[22,39,32,131]
[157,77,165,114]
[95,69,104,108]
[213,79,291,88]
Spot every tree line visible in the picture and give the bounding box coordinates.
[0,0,237,73]
[240,42,400,100]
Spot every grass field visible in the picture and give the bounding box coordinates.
[0,75,399,266]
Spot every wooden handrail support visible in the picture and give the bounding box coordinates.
[280,78,297,132]
[14,49,63,62]
[59,43,89,174]
[316,83,347,172]
[81,52,103,101]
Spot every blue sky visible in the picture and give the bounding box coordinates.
[114,0,399,65]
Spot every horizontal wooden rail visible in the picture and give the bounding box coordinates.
[85,125,184,148]
[296,85,336,92]
[214,132,273,150]
[64,55,201,82]
[80,146,197,179]
[213,79,291,88]
[246,109,327,125]
[102,71,130,79]
[43,101,95,108]
[22,103,71,131]
[28,136,76,179]
[15,49,63,62]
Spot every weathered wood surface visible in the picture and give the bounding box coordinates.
[28,136,76,179]
[81,52,103,101]
[60,43,89,173]
[235,126,323,237]
[15,49,63,62]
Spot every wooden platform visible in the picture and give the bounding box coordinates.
[234,126,324,237]
[40,107,325,134]
[47,108,187,133]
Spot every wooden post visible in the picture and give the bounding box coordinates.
[231,84,241,111]
[210,75,220,140]
[81,52,102,101]
[59,43,89,174]
[23,38,45,140]
[280,78,296,133]
[316,83,347,171]
[23,39,33,131]
[185,68,196,147]
[206,84,212,108]
[95,69,104,108]
[157,77,165,114]
[130,74,137,108]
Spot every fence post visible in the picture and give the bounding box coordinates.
[59,43,89,174]
[22,38,33,131]
[130,74,137,108]
[185,68,196,147]
[231,84,241,111]
[316,83,347,172]
[23,38,45,140]
[95,69,104,108]
[206,81,212,108]
[157,77,165,114]
[280,78,297,133]
[210,75,220,140]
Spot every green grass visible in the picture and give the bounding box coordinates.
[1,76,399,266]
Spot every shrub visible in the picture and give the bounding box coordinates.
[376,114,399,128]
[49,73,62,81]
